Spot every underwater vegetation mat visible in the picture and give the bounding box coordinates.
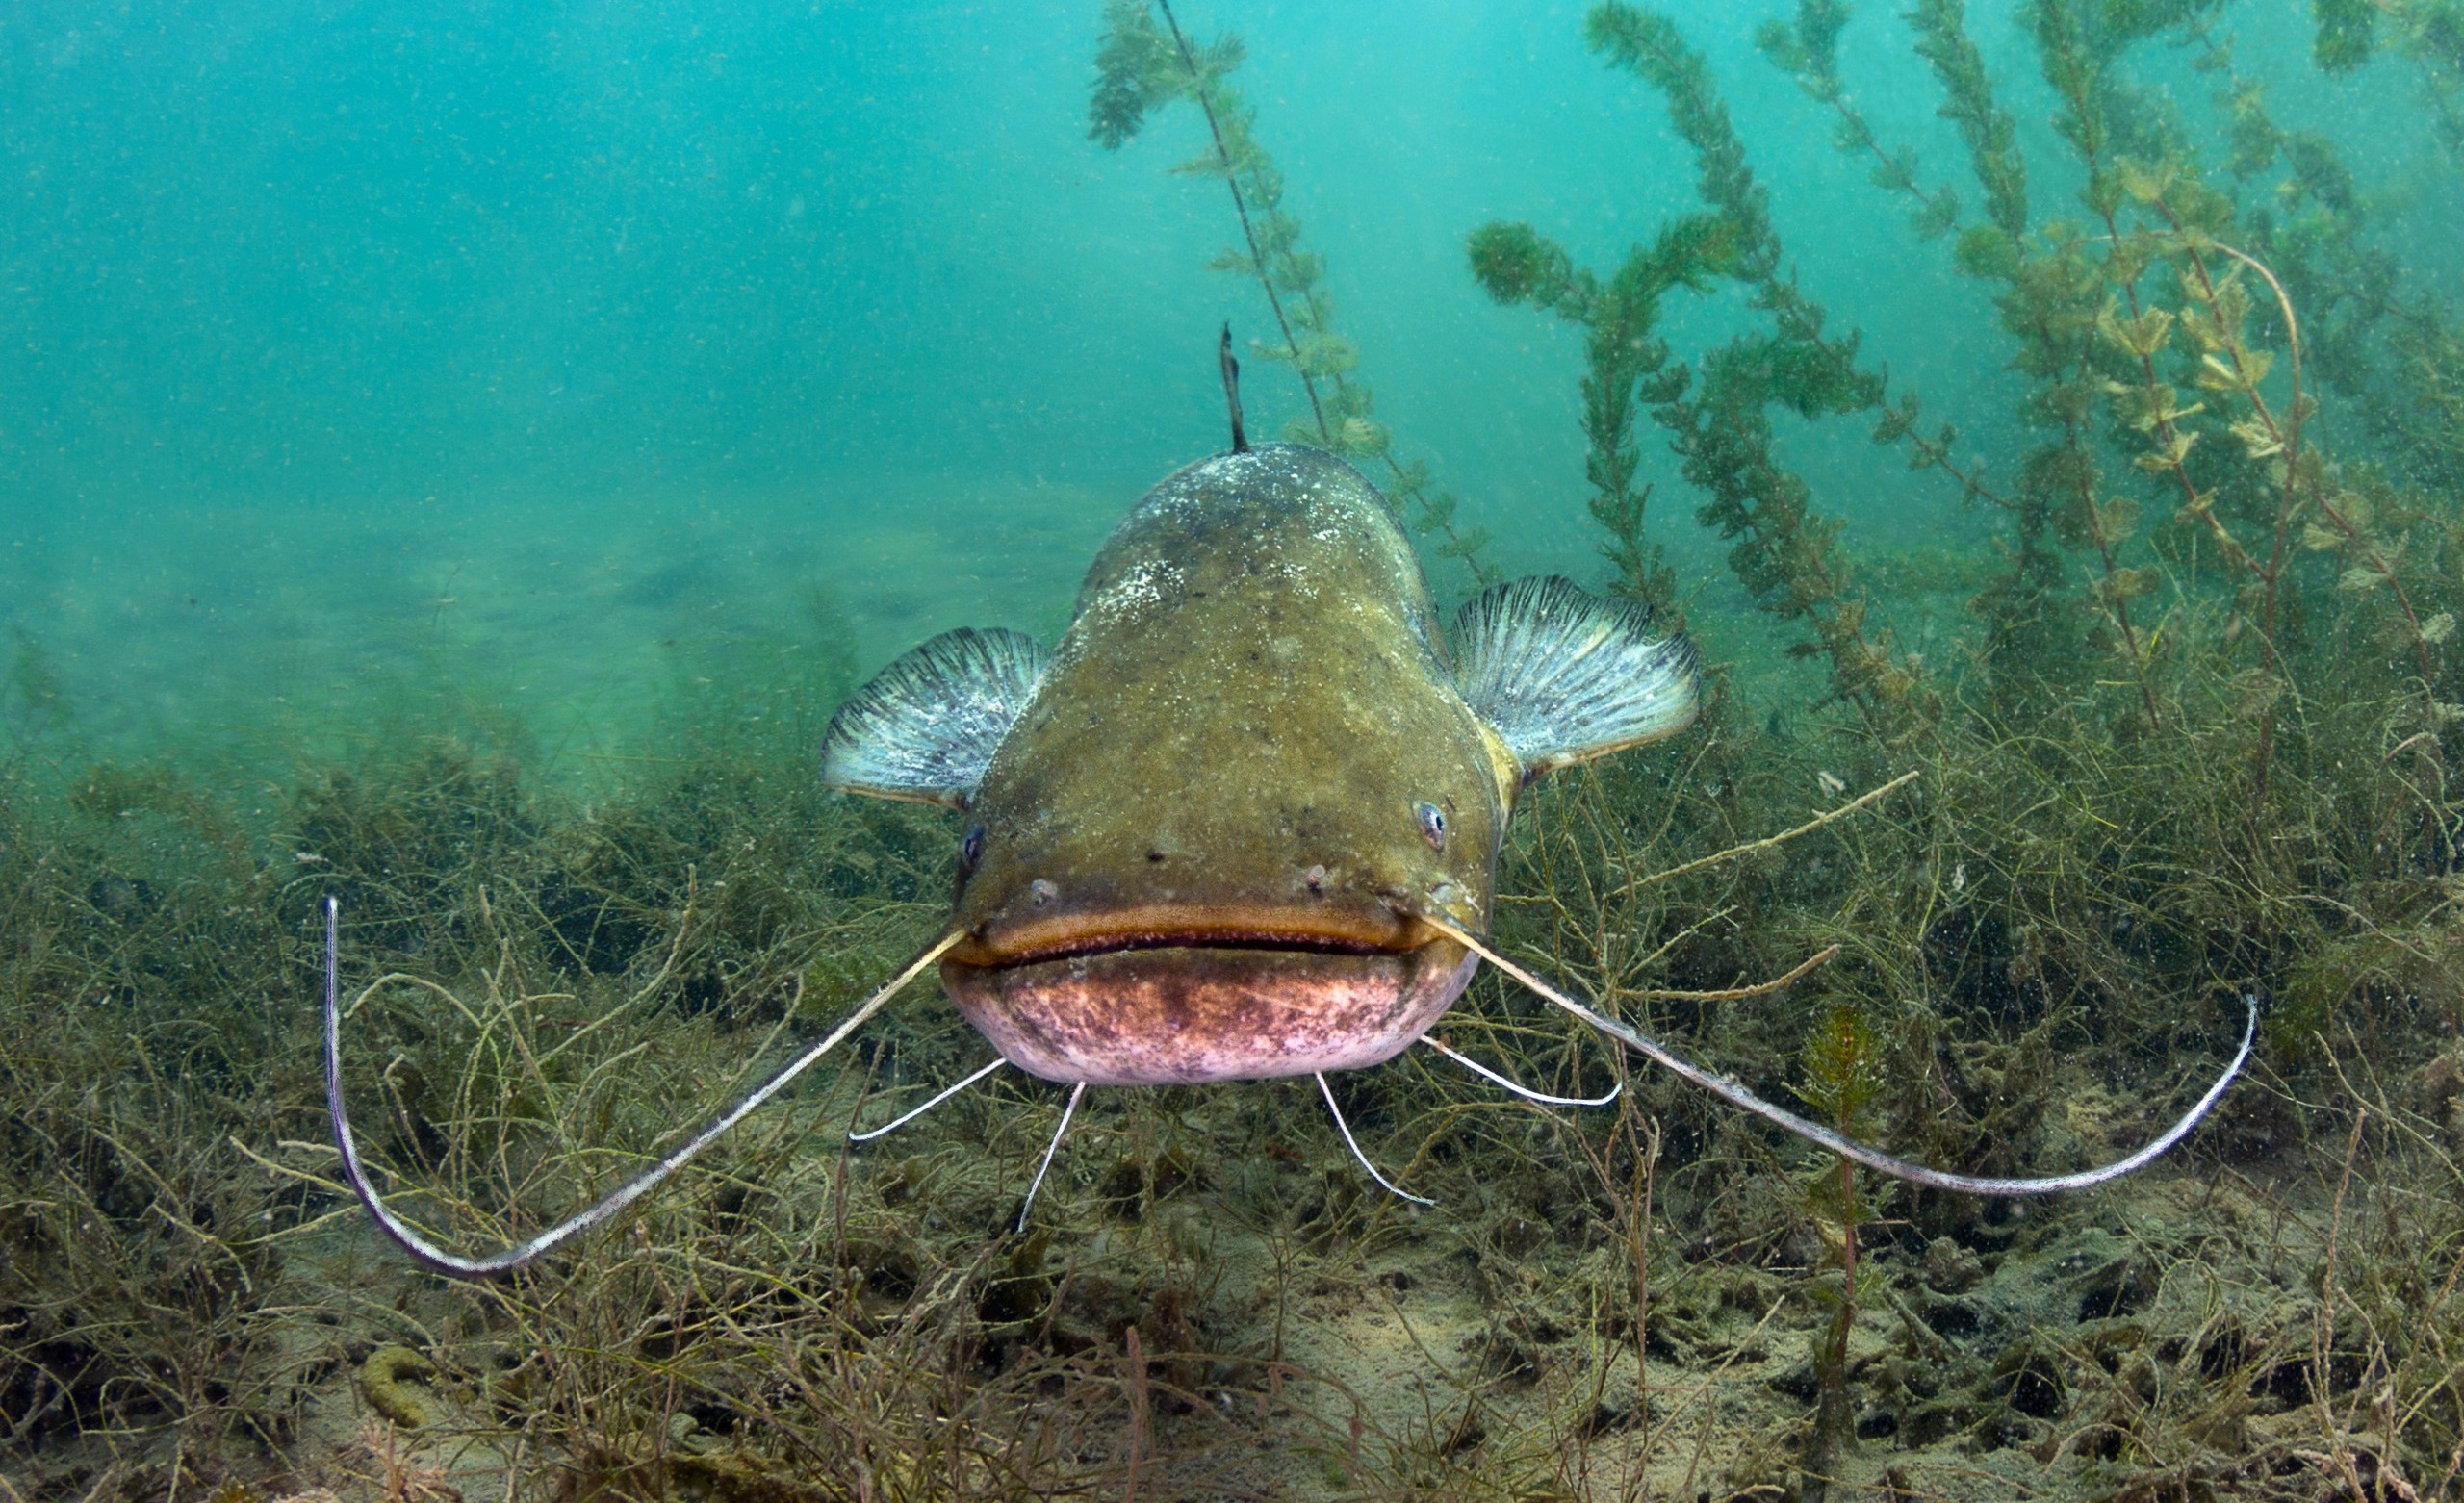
[2,671,2462,1501]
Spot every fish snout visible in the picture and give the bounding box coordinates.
[940,936,1478,1086]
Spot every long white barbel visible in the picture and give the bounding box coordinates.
[1424,1035,1623,1108]
[850,1058,1009,1144]
[1317,1071,1435,1207]
[325,895,962,1278]
[1016,1081,1087,1231]
[1419,914,2256,1198]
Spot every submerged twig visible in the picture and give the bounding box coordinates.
[1637,943,1839,1003]
[1629,770,1918,892]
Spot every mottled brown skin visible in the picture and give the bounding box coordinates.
[944,445,1519,1086]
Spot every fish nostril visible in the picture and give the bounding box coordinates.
[1029,878,1059,905]
[1303,863,1327,893]
[1415,801,1447,853]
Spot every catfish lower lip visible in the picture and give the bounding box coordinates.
[959,930,1390,966]
[941,941,1480,1087]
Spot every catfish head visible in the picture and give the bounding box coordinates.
[819,444,1695,1085]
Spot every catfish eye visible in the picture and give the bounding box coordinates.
[1415,801,1447,852]
[960,824,987,870]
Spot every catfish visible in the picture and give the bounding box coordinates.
[325,437,2251,1276]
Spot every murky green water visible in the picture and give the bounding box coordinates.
[16,0,2434,772]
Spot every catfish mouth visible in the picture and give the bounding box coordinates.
[949,902,1430,971]
[940,904,1476,1087]
[970,928,1392,967]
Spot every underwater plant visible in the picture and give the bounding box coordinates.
[1088,0,1501,587]
[1791,1003,1887,1502]
[2311,0,2464,156]
[1464,212,1735,621]
[1477,7,1937,742]
[1453,0,2464,1491]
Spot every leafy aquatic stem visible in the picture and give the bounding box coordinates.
[2190,230,2440,701]
[2099,224,2303,828]
[2112,197,2297,650]
[1795,1004,1886,1499]
[1759,3,2064,555]
[2068,205,2169,727]
[2063,327,2166,731]
[1761,3,2048,555]
[1900,0,2166,724]
[1763,0,2167,724]
[2177,230,2300,684]
[1092,0,1501,586]
[1908,0,2172,726]
[2313,0,2464,158]
[1907,0,2030,243]
[1757,0,1962,242]
[2199,23,2464,522]
[1885,415,2016,515]
[2100,152,2443,813]
[1149,0,1325,444]
[1583,4,1928,739]
[1466,214,1735,616]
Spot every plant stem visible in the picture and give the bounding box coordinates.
[2046,74,2167,729]
[1153,0,1327,443]
[1154,0,1497,582]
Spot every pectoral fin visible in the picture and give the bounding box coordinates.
[820,628,1048,807]
[1451,576,1698,779]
